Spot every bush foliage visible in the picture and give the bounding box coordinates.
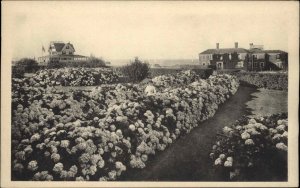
[47,56,107,69]
[11,72,239,181]
[12,58,40,77]
[120,58,150,82]
[234,72,288,90]
[210,113,287,181]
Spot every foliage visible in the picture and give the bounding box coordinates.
[18,68,119,87]
[85,56,106,68]
[47,60,66,69]
[120,58,150,82]
[11,71,239,181]
[14,58,39,73]
[233,72,288,90]
[210,113,287,181]
[12,66,25,78]
[47,56,107,69]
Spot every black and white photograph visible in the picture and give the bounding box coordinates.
[1,1,299,187]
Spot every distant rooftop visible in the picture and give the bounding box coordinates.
[200,48,248,54]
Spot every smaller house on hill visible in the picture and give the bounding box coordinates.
[37,41,89,65]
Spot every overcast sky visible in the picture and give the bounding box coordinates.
[3,1,297,61]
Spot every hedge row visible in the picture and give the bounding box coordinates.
[150,68,213,79]
[233,72,288,90]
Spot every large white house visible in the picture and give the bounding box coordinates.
[37,41,89,65]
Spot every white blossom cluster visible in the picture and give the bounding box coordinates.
[12,70,239,181]
[14,67,119,87]
[210,114,288,180]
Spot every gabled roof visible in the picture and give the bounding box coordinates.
[200,48,248,55]
[49,42,65,52]
[50,42,76,52]
[249,49,287,54]
[63,42,75,52]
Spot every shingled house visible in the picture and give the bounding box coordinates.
[37,41,89,65]
[199,42,288,71]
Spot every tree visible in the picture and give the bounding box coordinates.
[15,58,39,73]
[120,57,150,82]
[87,55,106,67]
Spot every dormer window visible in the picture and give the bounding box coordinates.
[66,45,69,49]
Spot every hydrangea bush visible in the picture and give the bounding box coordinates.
[210,113,288,181]
[14,67,119,87]
[12,70,239,181]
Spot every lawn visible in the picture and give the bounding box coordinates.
[246,88,288,117]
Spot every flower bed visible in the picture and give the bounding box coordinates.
[234,72,288,90]
[210,113,288,181]
[12,72,239,181]
[20,68,119,87]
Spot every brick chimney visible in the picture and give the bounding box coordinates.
[235,42,238,48]
[216,43,219,49]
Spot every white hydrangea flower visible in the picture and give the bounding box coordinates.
[276,142,288,151]
[214,158,222,165]
[224,160,233,167]
[241,132,251,140]
[245,139,254,145]
[219,154,226,159]
[227,157,233,162]
[249,118,257,124]
[281,131,288,138]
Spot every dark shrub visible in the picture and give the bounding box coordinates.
[47,60,67,68]
[14,58,39,73]
[47,56,107,68]
[86,56,106,68]
[233,72,288,90]
[120,57,150,82]
[12,66,25,78]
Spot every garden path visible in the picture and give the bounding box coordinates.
[120,86,258,181]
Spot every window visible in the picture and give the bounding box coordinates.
[276,54,280,59]
[66,45,69,49]
[260,62,264,67]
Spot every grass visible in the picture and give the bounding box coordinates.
[246,88,288,117]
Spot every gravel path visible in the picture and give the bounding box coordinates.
[120,86,258,181]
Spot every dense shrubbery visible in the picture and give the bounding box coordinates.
[14,68,119,87]
[233,72,288,90]
[15,58,40,73]
[150,68,213,79]
[210,113,287,181]
[120,58,150,82]
[150,68,181,78]
[12,58,40,78]
[12,66,26,78]
[47,57,107,69]
[11,71,239,181]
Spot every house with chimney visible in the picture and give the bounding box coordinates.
[37,41,89,65]
[199,42,288,71]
